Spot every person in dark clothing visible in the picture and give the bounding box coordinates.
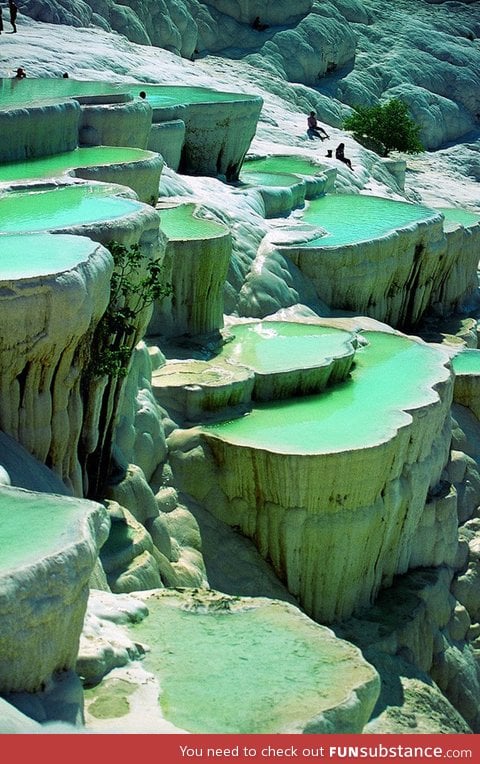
[335,142,353,170]
[9,0,18,33]
[252,16,268,31]
[307,111,329,141]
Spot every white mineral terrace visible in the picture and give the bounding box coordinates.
[0,485,108,693]
[169,326,453,622]
[0,5,479,730]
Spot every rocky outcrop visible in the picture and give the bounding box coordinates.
[338,566,480,732]
[79,99,152,151]
[0,485,109,693]
[149,203,231,337]
[0,100,80,162]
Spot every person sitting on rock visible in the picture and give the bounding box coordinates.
[252,16,268,31]
[335,142,353,170]
[307,111,329,141]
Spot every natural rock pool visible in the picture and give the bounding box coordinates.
[0,146,156,184]
[205,330,448,453]
[0,77,127,106]
[0,184,144,233]
[301,194,439,247]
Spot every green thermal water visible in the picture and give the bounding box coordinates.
[0,147,153,183]
[0,491,85,571]
[0,77,126,106]
[0,233,96,278]
[241,170,299,188]
[435,207,480,227]
[302,194,438,247]
[452,349,480,374]
[242,156,323,177]
[205,331,447,453]
[220,322,352,373]
[0,185,142,233]
[129,84,254,107]
[160,204,227,239]
[128,598,354,733]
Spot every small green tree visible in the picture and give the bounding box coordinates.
[343,99,424,157]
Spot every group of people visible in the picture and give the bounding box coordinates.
[0,1,18,34]
[307,111,353,170]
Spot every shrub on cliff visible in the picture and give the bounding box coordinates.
[343,99,424,156]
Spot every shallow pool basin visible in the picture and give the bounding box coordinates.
[129,84,256,107]
[301,194,439,247]
[0,232,102,279]
[205,330,447,454]
[0,77,129,107]
[0,183,145,234]
[0,146,157,184]
[159,203,228,240]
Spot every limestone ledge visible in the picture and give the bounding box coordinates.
[151,359,255,423]
[149,203,231,337]
[79,99,152,151]
[147,120,186,172]
[0,235,112,495]
[46,180,164,252]
[277,214,449,330]
[430,219,480,316]
[177,97,263,181]
[0,485,109,693]
[73,151,164,206]
[242,174,308,218]
[0,100,80,163]
[168,337,453,622]
[148,92,262,180]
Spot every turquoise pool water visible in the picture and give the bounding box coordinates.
[301,194,439,247]
[0,490,88,572]
[129,84,255,107]
[0,147,154,183]
[242,156,324,177]
[241,170,300,188]
[0,233,97,278]
[160,204,227,239]
[452,349,480,375]
[220,322,353,374]
[0,77,127,106]
[124,596,365,733]
[0,185,142,233]
[205,331,448,453]
[435,207,480,227]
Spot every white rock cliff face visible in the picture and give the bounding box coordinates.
[0,486,109,693]
[0,236,112,495]
[168,331,454,623]
[1,0,480,735]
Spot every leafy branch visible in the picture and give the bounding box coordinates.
[88,241,170,379]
